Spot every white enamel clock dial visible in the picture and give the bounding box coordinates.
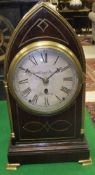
[8,41,83,115]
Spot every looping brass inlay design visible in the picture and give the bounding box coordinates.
[23,120,72,133]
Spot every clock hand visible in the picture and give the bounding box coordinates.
[19,67,45,81]
[28,70,45,81]
[46,67,61,80]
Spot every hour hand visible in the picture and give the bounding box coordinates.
[46,67,61,80]
[19,67,45,81]
[46,66,70,80]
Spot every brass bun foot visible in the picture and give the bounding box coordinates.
[79,157,92,166]
[6,163,20,170]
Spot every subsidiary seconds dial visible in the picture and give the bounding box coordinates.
[8,41,83,115]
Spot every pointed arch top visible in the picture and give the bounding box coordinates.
[5,1,85,77]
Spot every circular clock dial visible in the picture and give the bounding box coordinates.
[8,41,83,115]
[0,16,14,62]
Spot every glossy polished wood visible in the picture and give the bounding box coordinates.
[5,2,90,164]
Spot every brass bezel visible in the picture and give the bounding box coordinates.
[7,40,83,115]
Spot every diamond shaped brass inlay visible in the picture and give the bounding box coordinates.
[37,19,48,32]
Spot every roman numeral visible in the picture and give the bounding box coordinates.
[31,95,38,105]
[55,95,65,102]
[29,56,38,65]
[54,56,59,64]
[45,97,49,106]
[63,77,73,81]
[60,65,70,72]
[19,79,28,84]
[41,53,47,63]
[55,95,62,102]
[60,86,71,94]
[19,67,25,71]
[22,87,31,97]
[19,67,30,73]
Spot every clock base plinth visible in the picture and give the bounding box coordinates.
[8,137,90,165]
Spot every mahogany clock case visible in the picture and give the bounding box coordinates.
[5,2,90,164]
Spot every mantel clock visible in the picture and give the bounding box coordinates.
[5,1,90,165]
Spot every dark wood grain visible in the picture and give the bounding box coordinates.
[5,2,90,164]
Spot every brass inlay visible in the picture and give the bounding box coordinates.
[19,17,68,48]
[37,18,49,32]
[23,120,72,133]
[4,81,14,132]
